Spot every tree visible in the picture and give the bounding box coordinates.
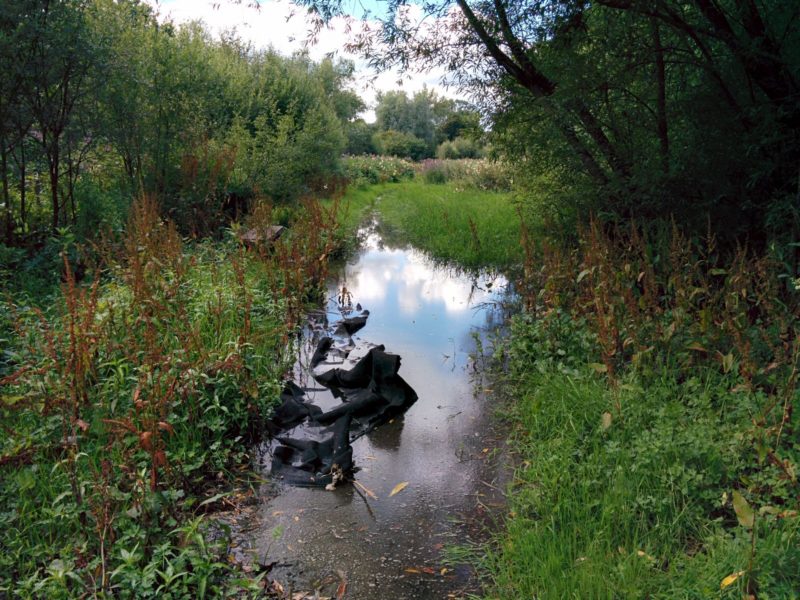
[20,0,100,234]
[296,0,800,238]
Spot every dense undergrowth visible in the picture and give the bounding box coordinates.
[3,167,798,598]
[482,221,800,598]
[0,196,341,597]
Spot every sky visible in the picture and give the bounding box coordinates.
[145,0,460,121]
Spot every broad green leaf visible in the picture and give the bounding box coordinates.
[732,490,755,528]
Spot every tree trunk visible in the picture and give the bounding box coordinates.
[49,140,61,233]
[19,143,26,232]
[651,19,669,175]
[1,140,11,243]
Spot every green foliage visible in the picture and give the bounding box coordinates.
[436,136,483,160]
[0,196,343,595]
[371,89,485,161]
[372,129,429,161]
[294,0,800,241]
[482,220,800,598]
[0,0,356,245]
[340,180,519,269]
[344,118,377,155]
[340,155,415,187]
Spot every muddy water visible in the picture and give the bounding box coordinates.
[244,229,509,598]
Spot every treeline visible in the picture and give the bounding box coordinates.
[346,89,484,160]
[301,0,800,246]
[0,0,362,244]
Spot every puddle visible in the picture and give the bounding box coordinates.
[236,227,510,598]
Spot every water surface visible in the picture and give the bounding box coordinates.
[242,228,509,598]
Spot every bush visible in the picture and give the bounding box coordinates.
[341,155,415,187]
[436,136,484,159]
[423,167,447,185]
[372,129,430,160]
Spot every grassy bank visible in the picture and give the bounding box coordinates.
[481,224,800,598]
[328,178,800,598]
[337,180,520,270]
[0,198,338,597]
[486,320,799,598]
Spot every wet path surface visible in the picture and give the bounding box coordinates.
[239,229,509,598]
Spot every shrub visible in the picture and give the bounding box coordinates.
[436,136,484,159]
[372,129,430,160]
[423,167,447,185]
[341,155,415,187]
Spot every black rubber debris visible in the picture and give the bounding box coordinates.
[266,309,418,487]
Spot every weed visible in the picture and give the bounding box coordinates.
[0,193,340,595]
[485,216,800,598]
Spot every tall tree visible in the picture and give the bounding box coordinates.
[21,0,99,233]
[297,0,800,235]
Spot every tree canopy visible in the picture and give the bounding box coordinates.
[0,0,360,242]
[300,0,800,238]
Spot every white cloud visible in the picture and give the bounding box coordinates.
[145,0,462,121]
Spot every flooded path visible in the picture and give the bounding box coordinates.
[240,227,509,598]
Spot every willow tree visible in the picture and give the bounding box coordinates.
[298,0,800,236]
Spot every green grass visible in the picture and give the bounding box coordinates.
[336,180,521,270]
[481,313,800,599]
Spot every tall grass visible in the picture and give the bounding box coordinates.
[0,195,342,596]
[338,180,520,270]
[482,218,800,598]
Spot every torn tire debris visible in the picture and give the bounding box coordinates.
[267,308,418,487]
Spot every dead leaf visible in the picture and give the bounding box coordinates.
[336,579,347,599]
[420,566,436,575]
[389,481,409,497]
[404,568,420,574]
[153,450,167,467]
[270,579,285,594]
[636,550,655,562]
[75,419,90,432]
[601,412,612,430]
[139,431,153,451]
[157,421,174,434]
[440,567,449,575]
[720,570,744,589]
